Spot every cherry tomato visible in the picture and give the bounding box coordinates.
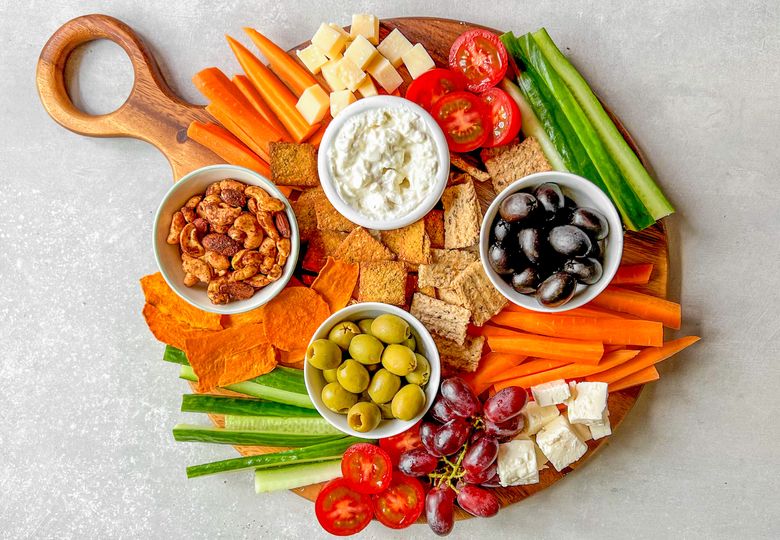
[405,68,468,111]
[371,473,425,529]
[448,29,508,93]
[480,87,521,147]
[341,443,393,494]
[379,421,422,465]
[315,478,373,536]
[430,91,490,152]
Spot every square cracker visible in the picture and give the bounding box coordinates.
[424,210,445,249]
[315,191,357,232]
[334,227,395,264]
[442,179,481,249]
[301,229,348,273]
[270,141,319,187]
[292,188,321,241]
[380,220,431,265]
[418,249,478,289]
[433,334,485,374]
[450,152,490,182]
[451,261,508,326]
[481,136,552,194]
[358,261,407,305]
[410,293,471,345]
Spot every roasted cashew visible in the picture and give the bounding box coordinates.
[197,200,242,230]
[259,255,275,274]
[245,186,285,213]
[233,212,264,249]
[167,211,186,244]
[204,250,230,272]
[183,273,199,287]
[180,195,202,222]
[208,277,229,304]
[256,211,280,241]
[232,249,264,269]
[276,238,291,267]
[231,265,258,281]
[267,264,282,282]
[179,223,205,257]
[258,237,278,259]
[246,274,271,288]
[181,253,212,284]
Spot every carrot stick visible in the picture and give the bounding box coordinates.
[462,352,526,396]
[585,336,700,384]
[493,349,640,390]
[227,36,320,143]
[503,303,627,319]
[609,366,659,392]
[205,103,270,162]
[232,74,290,139]
[490,311,663,347]
[307,117,331,148]
[485,358,571,384]
[476,325,521,338]
[486,333,604,365]
[243,27,320,97]
[589,286,682,329]
[612,264,654,285]
[187,121,270,176]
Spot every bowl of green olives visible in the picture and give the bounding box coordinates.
[480,171,624,312]
[303,303,441,438]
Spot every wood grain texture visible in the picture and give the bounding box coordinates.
[37,14,668,517]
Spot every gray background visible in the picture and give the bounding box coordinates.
[2,0,778,538]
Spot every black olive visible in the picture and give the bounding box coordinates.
[488,243,514,275]
[585,238,602,259]
[534,183,565,220]
[517,228,545,264]
[562,258,603,285]
[511,267,540,294]
[536,272,577,307]
[493,219,514,245]
[499,193,539,224]
[570,207,609,240]
[548,225,592,258]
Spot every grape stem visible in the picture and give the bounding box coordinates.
[428,442,469,492]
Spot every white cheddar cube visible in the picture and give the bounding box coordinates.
[567,382,608,426]
[334,57,366,92]
[497,440,539,487]
[330,90,356,117]
[350,14,379,45]
[295,85,329,125]
[321,59,346,91]
[536,415,588,472]
[296,44,328,75]
[519,401,560,436]
[311,23,348,59]
[531,379,571,407]
[589,409,612,440]
[401,43,435,79]
[377,28,413,67]
[356,76,378,98]
[366,55,403,94]
[329,23,351,41]
[344,35,378,70]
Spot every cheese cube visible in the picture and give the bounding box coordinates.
[531,379,571,407]
[366,55,403,94]
[334,57,366,92]
[401,43,435,79]
[295,85,329,125]
[497,440,538,486]
[296,44,328,75]
[311,23,348,59]
[321,59,346,91]
[350,13,379,45]
[377,28,414,67]
[567,382,608,426]
[356,76,378,98]
[344,35,378,70]
[330,90,356,117]
[569,421,593,442]
[535,415,588,472]
[519,401,560,436]
[516,434,550,470]
[589,409,612,440]
[329,23,351,41]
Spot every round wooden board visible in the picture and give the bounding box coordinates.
[37,14,669,518]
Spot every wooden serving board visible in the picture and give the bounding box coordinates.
[37,14,668,516]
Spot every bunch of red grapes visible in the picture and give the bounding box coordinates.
[396,376,528,536]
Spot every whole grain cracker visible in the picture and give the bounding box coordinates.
[357,261,407,305]
[315,192,357,232]
[424,210,445,249]
[269,141,319,187]
[380,220,431,265]
[442,179,481,249]
[433,334,485,374]
[292,188,321,241]
[410,293,471,345]
[418,249,478,289]
[481,136,552,194]
[450,152,490,182]
[334,227,395,264]
[451,261,508,326]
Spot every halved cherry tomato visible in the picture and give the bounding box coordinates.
[430,91,490,152]
[341,443,393,494]
[379,421,422,465]
[315,477,373,536]
[371,474,425,529]
[405,68,468,111]
[448,29,508,93]
[480,87,521,147]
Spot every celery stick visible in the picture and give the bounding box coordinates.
[181,394,320,418]
[172,424,341,446]
[254,460,342,493]
[163,345,188,365]
[224,415,341,435]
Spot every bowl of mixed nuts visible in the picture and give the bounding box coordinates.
[153,164,299,314]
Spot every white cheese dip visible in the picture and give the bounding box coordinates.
[327,106,439,221]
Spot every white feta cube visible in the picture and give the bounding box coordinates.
[567,382,608,426]
[519,400,560,436]
[536,415,588,472]
[497,440,539,486]
[589,409,612,440]
[569,420,593,442]
[531,379,571,407]
[514,434,549,470]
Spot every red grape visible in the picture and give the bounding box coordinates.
[398,448,439,476]
[420,421,444,457]
[456,484,500,517]
[484,414,525,441]
[481,471,502,488]
[461,435,498,474]
[462,461,497,484]
[440,377,481,417]
[433,418,471,456]
[430,394,460,422]
[426,485,456,536]
[483,386,527,424]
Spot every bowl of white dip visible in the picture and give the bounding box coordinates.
[317,96,450,230]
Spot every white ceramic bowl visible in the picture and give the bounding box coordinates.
[304,303,441,439]
[316,95,450,231]
[480,171,624,312]
[152,164,299,315]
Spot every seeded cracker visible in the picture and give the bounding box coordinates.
[380,219,431,265]
[334,227,395,264]
[436,287,463,306]
[315,191,357,232]
[451,261,508,326]
[442,179,481,249]
[358,261,407,305]
[269,142,319,187]
[481,136,552,194]
[450,152,490,182]
[292,188,320,241]
[424,210,445,249]
[410,293,471,345]
[418,249,478,289]
[433,334,485,374]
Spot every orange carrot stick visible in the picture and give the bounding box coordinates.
[489,311,664,347]
[205,103,270,162]
[307,117,331,148]
[612,264,654,285]
[486,332,604,365]
[232,74,290,139]
[187,121,270,176]
[609,366,659,392]
[485,358,571,384]
[227,36,320,143]
[585,336,700,384]
[589,286,682,329]
[243,27,320,97]
[475,325,521,338]
[462,352,526,396]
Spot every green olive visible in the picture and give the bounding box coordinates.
[336,359,370,394]
[367,368,402,404]
[371,314,411,344]
[348,334,384,365]
[347,401,382,433]
[357,318,375,335]
[391,384,426,421]
[328,321,361,350]
[323,368,338,383]
[306,339,342,370]
[381,344,417,376]
[321,382,357,414]
[402,335,416,350]
[375,400,395,419]
[406,354,431,385]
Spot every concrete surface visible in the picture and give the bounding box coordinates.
[1,0,779,538]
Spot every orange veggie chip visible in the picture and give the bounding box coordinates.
[221,309,265,329]
[142,304,215,350]
[261,287,330,351]
[140,273,223,330]
[278,347,307,369]
[311,257,359,312]
[218,343,278,387]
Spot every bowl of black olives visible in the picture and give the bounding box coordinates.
[480,171,623,311]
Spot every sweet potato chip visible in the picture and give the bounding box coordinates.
[142,303,214,350]
[278,348,307,369]
[261,287,330,351]
[221,309,265,329]
[311,257,360,312]
[302,230,348,272]
[218,343,278,387]
[140,273,223,330]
